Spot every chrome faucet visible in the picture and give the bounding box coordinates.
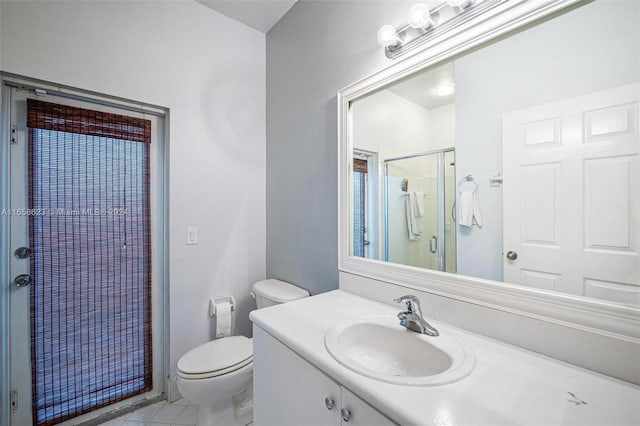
[394,295,439,336]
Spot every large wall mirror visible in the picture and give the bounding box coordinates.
[339,0,639,325]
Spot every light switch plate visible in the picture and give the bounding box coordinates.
[187,227,198,245]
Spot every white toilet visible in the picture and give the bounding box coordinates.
[177,279,310,426]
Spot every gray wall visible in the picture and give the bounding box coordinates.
[266,1,415,294]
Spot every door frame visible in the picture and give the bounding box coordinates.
[0,72,171,425]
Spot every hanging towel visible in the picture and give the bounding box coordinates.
[405,193,423,240]
[405,196,416,240]
[410,192,423,236]
[413,191,425,217]
[458,190,482,227]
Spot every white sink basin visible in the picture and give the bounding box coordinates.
[324,315,475,386]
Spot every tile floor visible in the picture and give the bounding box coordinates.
[99,399,198,426]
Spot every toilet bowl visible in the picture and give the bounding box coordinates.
[176,279,310,426]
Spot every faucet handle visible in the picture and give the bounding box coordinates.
[394,295,438,336]
[394,295,419,304]
[394,295,421,311]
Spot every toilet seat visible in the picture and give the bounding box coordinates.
[178,336,253,380]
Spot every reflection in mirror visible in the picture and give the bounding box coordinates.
[384,149,457,272]
[349,0,639,306]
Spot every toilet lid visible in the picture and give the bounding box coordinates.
[178,336,253,378]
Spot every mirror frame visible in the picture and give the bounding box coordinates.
[338,0,640,341]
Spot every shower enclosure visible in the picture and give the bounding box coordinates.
[384,149,456,272]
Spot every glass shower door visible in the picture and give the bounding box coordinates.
[384,149,455,272]
[385,154,439,270]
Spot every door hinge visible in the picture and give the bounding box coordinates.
[10,124,18,145]
[10,389,18,412]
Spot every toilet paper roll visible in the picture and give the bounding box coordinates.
[215,300,232,338]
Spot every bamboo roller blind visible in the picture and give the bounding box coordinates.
[27,99,152,425]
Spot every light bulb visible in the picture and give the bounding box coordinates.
[446,0,471,9]
[408,3,433,30]
[435,84,455,96]
[377,24,402,48]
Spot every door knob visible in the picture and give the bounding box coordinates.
[13,274,31,287]
[506,251,518,261]
[14,247,32,259]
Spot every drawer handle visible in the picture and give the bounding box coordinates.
[341,408,352,422]
[324,397,335,410]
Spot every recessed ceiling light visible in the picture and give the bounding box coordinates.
[435,84,455,96]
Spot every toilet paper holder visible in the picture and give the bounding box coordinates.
[209,295,236,317]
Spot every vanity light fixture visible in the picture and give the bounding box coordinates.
[378,0,498,59]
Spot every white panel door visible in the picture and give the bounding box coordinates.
[503,83,639,304]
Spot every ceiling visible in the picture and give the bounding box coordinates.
[196,0,298,33]
[388,62,455,110]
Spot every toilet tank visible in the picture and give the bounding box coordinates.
[252,279,310,308]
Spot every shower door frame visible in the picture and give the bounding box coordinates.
[383,147,454,272]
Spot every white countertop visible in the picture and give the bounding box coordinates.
[249,290,640,426]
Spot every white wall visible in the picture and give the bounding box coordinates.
[427,103,455,149]
[1,0,266,388]
[353,91,454,160]
[353,90,431,159]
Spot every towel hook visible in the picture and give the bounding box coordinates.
[457,174,478,192]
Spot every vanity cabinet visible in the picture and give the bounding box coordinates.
[253,326,395,426]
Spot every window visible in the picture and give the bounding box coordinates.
[353,157,368,258]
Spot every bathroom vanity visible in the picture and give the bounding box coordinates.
[250,290,640,425]
[251,1,640,424]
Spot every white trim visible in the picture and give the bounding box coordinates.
[337,0,640,343]
[0,72,166,117]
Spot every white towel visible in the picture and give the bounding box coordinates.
[405,196,416,240]
[458,191,482,227]
[405,193,423,239]
[413,191,425,217]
